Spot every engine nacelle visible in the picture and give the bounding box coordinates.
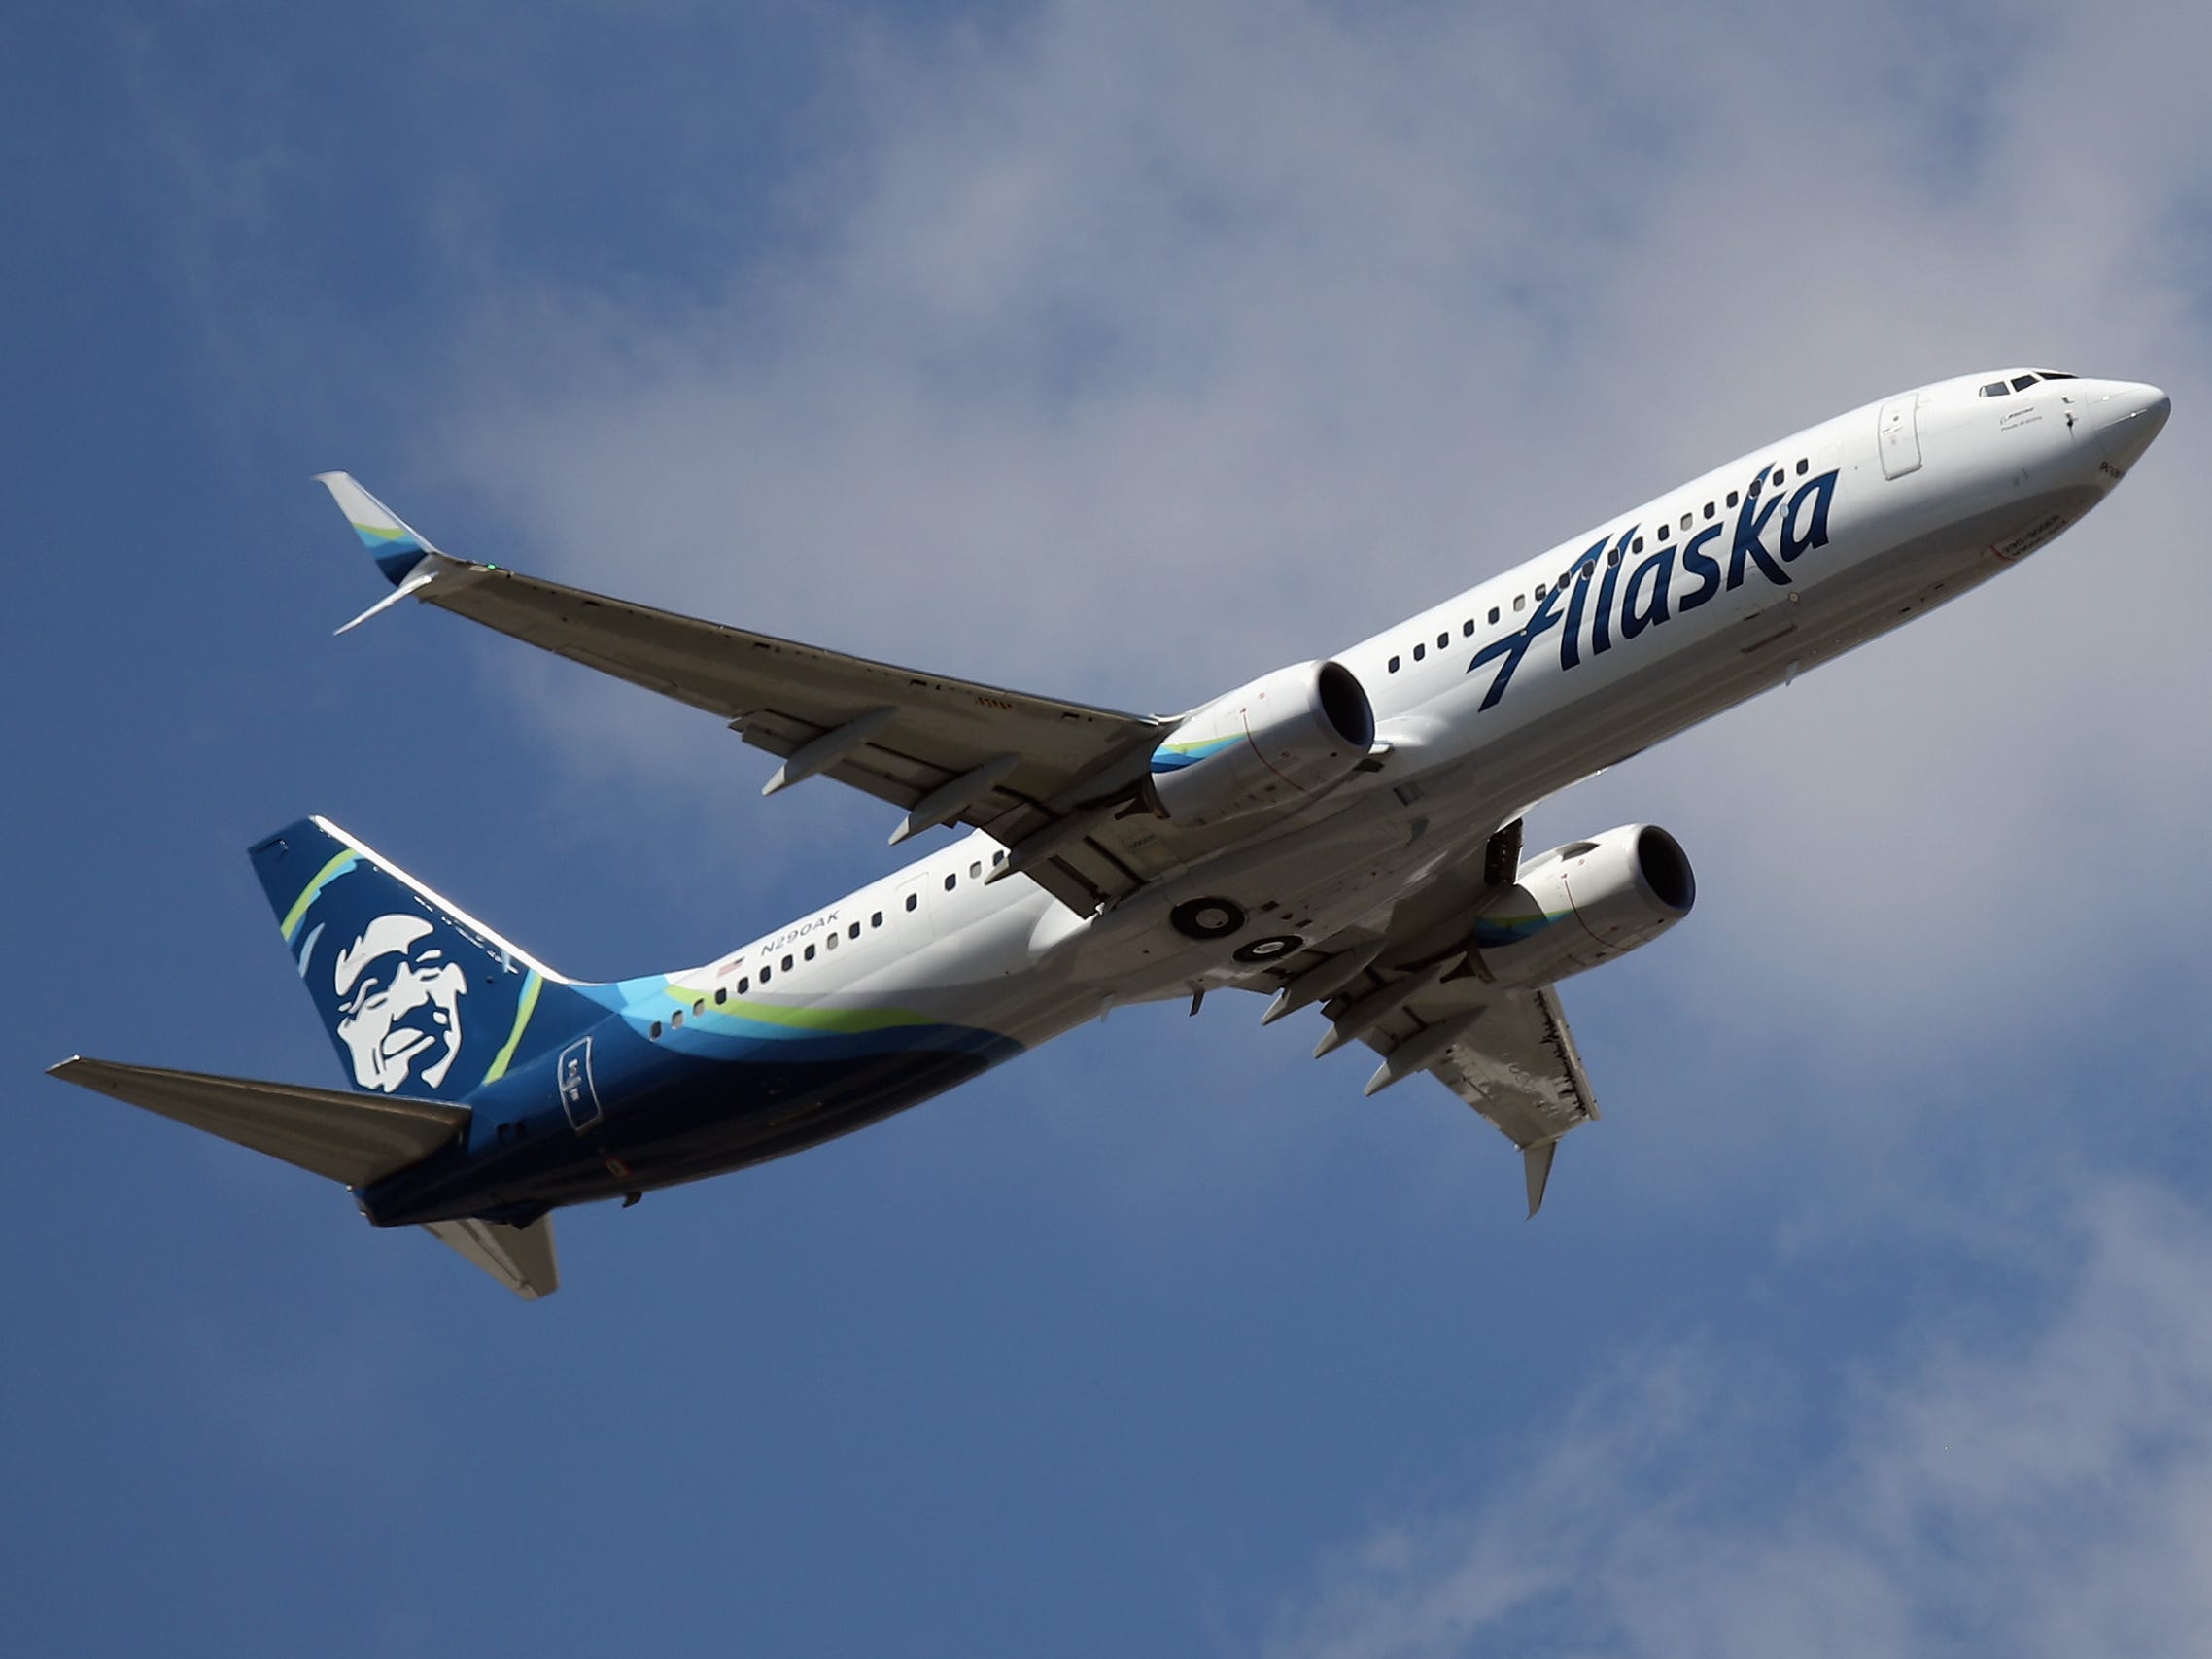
[1150,660,1376,828]
[1469,824,1696,985]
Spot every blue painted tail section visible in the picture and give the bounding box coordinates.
[249,817,608,1102]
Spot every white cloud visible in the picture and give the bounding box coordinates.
[1266,1178,2212,1659]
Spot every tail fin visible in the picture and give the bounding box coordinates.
[250,817,606,1103]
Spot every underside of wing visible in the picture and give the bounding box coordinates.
[416,555,1171,912]
[1256,816,1602,1216]
[1332,969,1598,1215]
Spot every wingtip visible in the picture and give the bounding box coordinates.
[313,471,441,580]
[1522,1141,1557,1218]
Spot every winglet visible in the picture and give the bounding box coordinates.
[1523,1141,1557,1218]
[314,471,441,586]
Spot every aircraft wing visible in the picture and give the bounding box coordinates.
[1351,980,1598,1216]
[315,473,1171,914]
[1264,822,1601,1216]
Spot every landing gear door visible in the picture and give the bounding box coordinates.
[1879,394,1922,479]
[557,1037,602,1132]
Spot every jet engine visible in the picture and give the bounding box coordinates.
[1468,824,1696,985]
[1150,660,1376,828]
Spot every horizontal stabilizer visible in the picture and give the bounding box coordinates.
[424,1216,559,1299]
[49,1056,467,1188]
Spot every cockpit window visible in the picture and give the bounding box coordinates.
[2035,369,2076,380]
[2011,374,2038,392]
[1980,381,2010,397]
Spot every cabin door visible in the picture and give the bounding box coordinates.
[1878,394,1922,479]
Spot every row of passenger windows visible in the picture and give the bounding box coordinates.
[646,848,1009,1038]
[1384,457,1819,674]
[1980,370,2074,397]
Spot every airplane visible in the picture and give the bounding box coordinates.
[50,368,2170,1297]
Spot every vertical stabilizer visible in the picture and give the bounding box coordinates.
[250,818,605,1102]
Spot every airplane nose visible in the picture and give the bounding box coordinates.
[2091,381,2171,472]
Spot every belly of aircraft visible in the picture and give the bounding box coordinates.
[364,1042,1018,1225]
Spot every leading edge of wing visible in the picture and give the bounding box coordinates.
[432,557,1158,734]
[310,471,1157,732]
[311,476,1172,910]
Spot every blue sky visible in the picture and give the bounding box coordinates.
[9,3,2212,1654]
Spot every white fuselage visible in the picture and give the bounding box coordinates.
[654,371,2156,1056]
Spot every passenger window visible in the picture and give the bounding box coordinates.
[1575,564,1589,581]
[715,987,726,1005]
[1535,584,1546,601]
[1727,490,1740,507]
[1657,525,1670,542]
[1412,642,1426,662]
[944,873,957,891]
[781,954,793,971]
[1463,619,1474,637]
[970,861,983,880]
[1680,513,1692,531]
[1436,632,1447,649]
[1488,606,1500,624]
[1388,655,1400,673]
[1632,536,1644,553]
[1607,546,1621,568]
[872,911,884,927]
[671,1010,683,1028]
[1771,469,1783,487]
[649,1020,662,1039]
[804,944,815,961]
[1704,501,1715,519]
[693,998,705,1015]
[760,966,771,985]
[1513,594,1526,612]
[992,850,1005,866]
[1795,458,1808,475]
[739,978,749,993]
[905,894,917,912]
[825,933,837,951]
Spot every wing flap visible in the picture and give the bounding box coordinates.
[1407,984,1599,1148]
[50,1056,467,1188]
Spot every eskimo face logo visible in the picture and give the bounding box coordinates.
[332,913,467,1092]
